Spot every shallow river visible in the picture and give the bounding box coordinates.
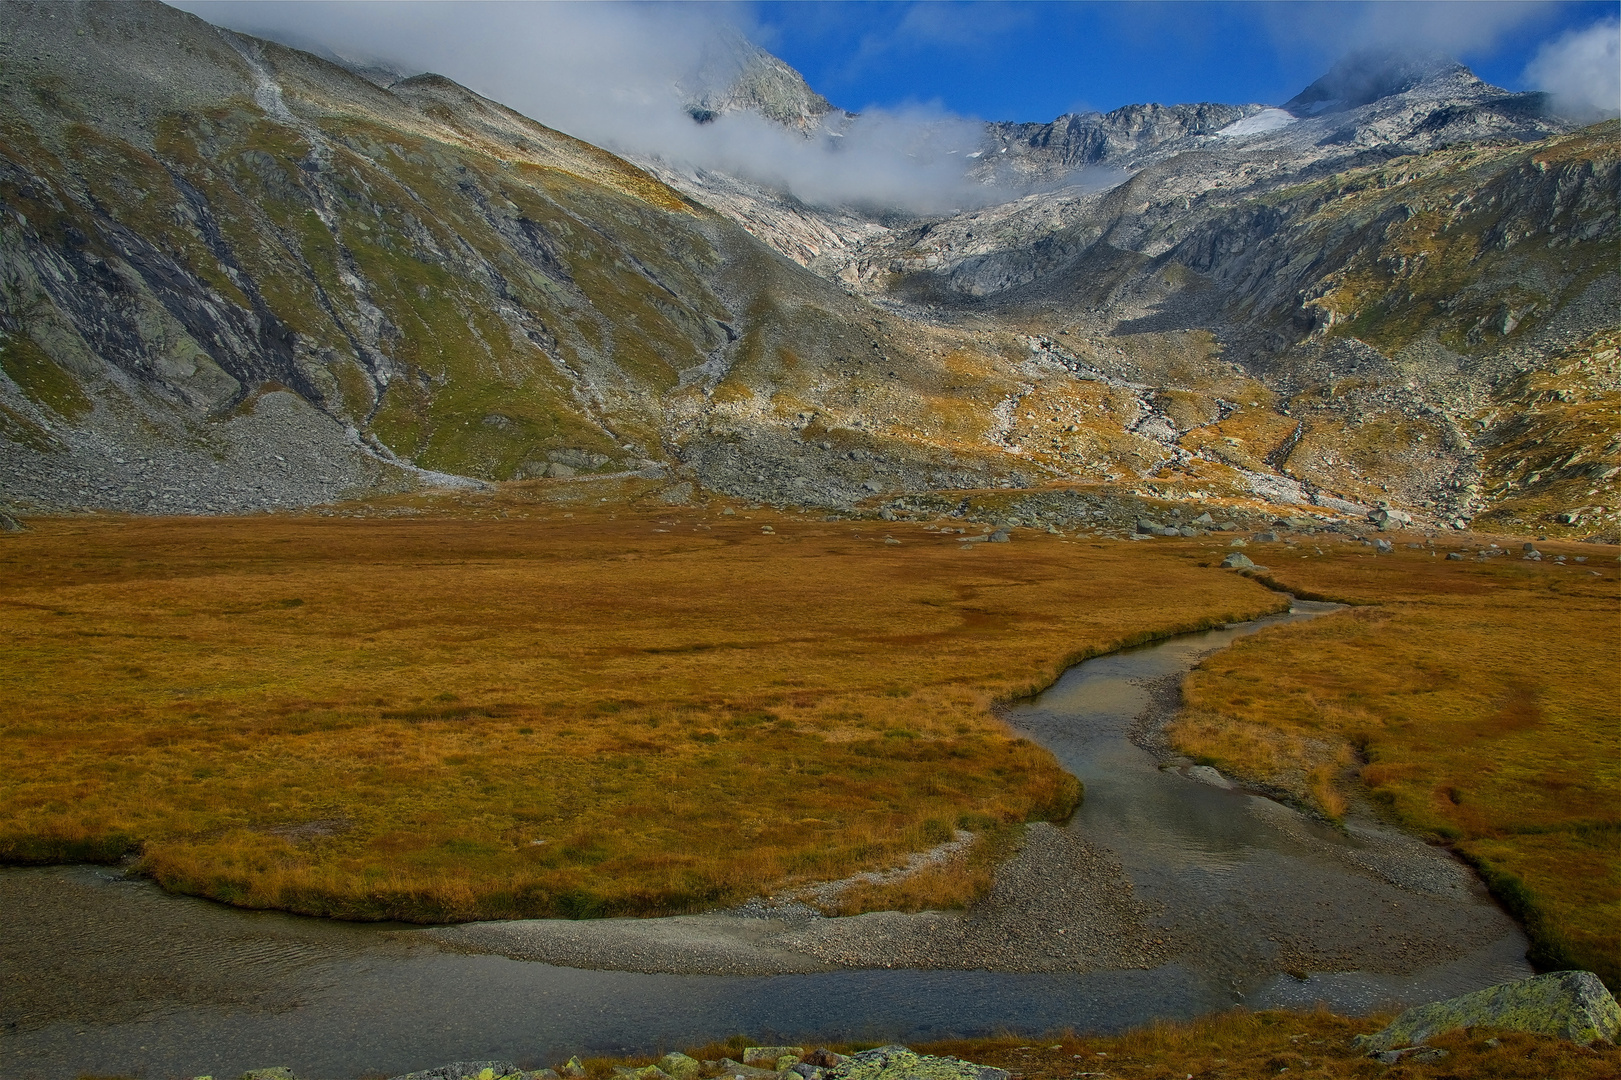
[2,602,1530,1078]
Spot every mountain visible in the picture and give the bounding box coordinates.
[0,0,972,513]
[2,1,1618,540]
[680,27,845,133]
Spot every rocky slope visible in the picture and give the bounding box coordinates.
[645,50,1621,538]
[1,3,1617,539]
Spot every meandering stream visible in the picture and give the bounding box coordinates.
[2,602,1531,1079]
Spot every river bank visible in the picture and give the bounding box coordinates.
[2,605,1539,1079]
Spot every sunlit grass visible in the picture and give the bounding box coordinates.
[585,1009,1621,1080]
[0,509,1278,922]
[1170,538,1620,986]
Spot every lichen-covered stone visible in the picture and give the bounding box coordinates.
[743,1050,805,1068]
[657,1053,701,1080]
[824,1045,1009,1080]
[559,1058,588,1080]
[1354,971,1620,1052]
[387,1064,523,1080]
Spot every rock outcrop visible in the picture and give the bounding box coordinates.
[1353,970,1621,1053]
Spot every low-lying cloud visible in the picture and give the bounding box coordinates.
[171,2,1619,218]
[174,1,1002,214]
[1524,17,1621,122]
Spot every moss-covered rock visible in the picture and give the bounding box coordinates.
[656,1053,701,1080]
[825,1046,1009,1080]
[1353,970,1620,1053]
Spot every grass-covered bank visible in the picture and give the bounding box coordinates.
[0,507,1281,922]
[921,1012,1621,1079]
[437,1013,1621,1080]
[1169,536,1620,987]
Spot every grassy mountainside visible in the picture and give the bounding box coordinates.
[0,1,964,505]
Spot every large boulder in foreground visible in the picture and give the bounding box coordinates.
[1354,971,1620,1053]
[826,1046,1008,1080]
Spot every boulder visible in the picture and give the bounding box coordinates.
[1367,507,1412,530]
[1221,552,1256,569]
[0,510,25,533]
[1135,518,1161,534]
[1228,538,1247,547]
[1446,552,1464,560]
[1186,765,1235,790]
[1192,512,1216,525]
[1179,526,1199,537]
[240,1071,297,1080]
[657,1055,701,1080]
[801,1052,846,1069]
[825,1046,1009,1080]
[1353,970,1620,1053]
[1373,538,1393,553]
[988,530,1011,543]
[560,1059,588,1080]
[544,463,576,479]
[1253,531,1279,542]
[389,1065,523,1080]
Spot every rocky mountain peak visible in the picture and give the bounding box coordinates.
[680,26,841,132]
[1283,48,1485,116]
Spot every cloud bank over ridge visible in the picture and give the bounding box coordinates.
[175,0,998,214]
[173,1,1618,215]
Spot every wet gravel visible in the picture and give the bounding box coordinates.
[429,823,1169,976]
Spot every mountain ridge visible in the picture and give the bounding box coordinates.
[2,1,1617,540]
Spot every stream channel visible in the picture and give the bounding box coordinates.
[3,601,1532,1079]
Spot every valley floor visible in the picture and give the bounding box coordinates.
[0,482,1614,991]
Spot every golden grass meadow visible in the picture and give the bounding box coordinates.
[0,503,1277,922]
[1170,536,1620,987]
[2,499,1616,1006]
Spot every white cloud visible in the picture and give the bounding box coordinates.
[1258,1,1555,64]
[1525,18,1621,122]
[170,1,1004,214]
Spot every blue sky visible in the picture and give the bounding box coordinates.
[747,1,1620,120]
